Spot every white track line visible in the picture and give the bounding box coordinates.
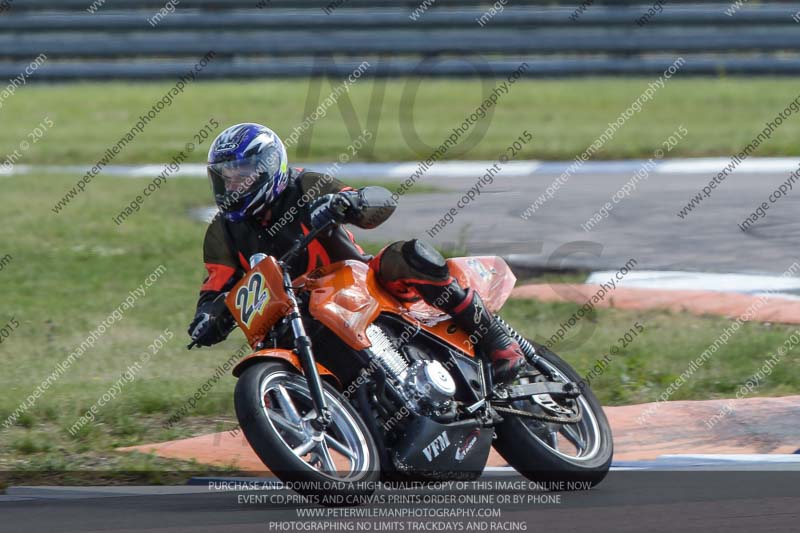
[6,158,800,179]
[586,270,800,300]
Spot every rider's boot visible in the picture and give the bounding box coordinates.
[429,284,525,385]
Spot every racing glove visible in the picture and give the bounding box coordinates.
[309,191,358,229]
[188,293,236,347]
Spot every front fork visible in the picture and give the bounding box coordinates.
[280,265,332,429]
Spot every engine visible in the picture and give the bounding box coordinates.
[365,324,456,416]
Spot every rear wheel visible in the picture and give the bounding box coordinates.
[234,361,380,502]
[493,341,613,487]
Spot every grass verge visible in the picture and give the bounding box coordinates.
[2,78,800,165]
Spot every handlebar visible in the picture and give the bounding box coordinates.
[279,217,336,265]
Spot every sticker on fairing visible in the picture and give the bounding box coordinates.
[234,272,270,328]
[422,431,451,462]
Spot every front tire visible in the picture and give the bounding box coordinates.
[493,341,613,487]
[234,361,381,502]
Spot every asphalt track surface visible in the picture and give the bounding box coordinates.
[1,471,798,532]
[353,169,800,276]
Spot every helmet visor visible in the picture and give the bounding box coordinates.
[207,148,283,212]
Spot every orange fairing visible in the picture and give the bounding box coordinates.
[447,256,517,313]
[228,255,515,357]
[226,256,293,347]
[303,258,518,356]
[232,348,339,387]
[304,261,391,350]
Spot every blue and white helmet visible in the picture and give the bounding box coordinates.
[207,123,289,222]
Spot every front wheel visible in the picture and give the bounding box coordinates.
[234,361,381,501]
[493,340,613,487]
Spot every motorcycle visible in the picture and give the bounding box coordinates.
[205,214,613,499]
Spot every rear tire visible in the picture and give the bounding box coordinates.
[235,361,381,503]
[493,341,613,487]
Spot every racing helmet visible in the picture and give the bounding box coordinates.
[207,123,289,222]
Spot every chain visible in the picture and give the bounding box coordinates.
[494,404,583,424]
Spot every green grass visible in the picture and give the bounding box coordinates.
[1,173,798,475]
[2,78,800,165]
[503,299,800,406]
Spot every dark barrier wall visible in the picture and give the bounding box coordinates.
[2,1,800,78]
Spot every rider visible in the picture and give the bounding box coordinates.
[188,123,525,383]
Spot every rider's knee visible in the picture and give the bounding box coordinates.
[400,239,449,280]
